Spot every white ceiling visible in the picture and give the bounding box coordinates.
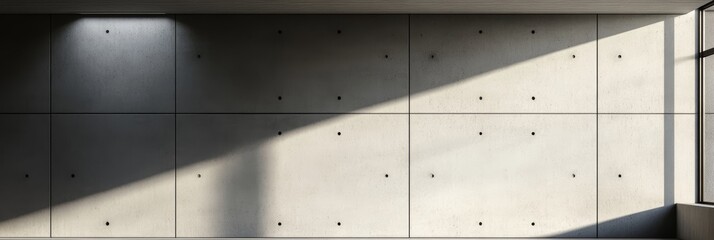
[0,0,709,14]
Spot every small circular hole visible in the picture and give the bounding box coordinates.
[197,174,201,178]
[105,221,110,226]
[197,54,201,59]
[25,174,29,178]
[479,132,483,135]
[531,222,535,226]
[384,54,389,59]
[278,96,282,100]
[478,30,483,34]
[278,131,282,135]
[105,30,109,34]
[337,222,342,226]
[70,174,75,178]
[479,96,483,100]
[618,174,622,178]
[572,174,576,178]
[532,96,536,100]
[337,30,342,34]
[572,55,576,58]
[337,132,341,136]
[479,222,483,226]
[531,132,535,136]
[431,173,435,178]
[385,174,389,178]
[278,30,283,34]
[430,54,435,59]
[337,96,342,100]
[618,55,622,58]
[531,30,536,34]
[278,222,282,226]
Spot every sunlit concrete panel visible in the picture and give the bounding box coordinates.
[51,114,175,237]
[0,15,49,113]
[410,114,596,237]
[176,15,408,113]
[0,115,49,237]
[410,15,596,113]
[598,14,695,114]
[176,114,408,237]
[597,114,695,237]
[51,16,175,113]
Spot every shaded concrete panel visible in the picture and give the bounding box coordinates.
[599,14,695,114]
[0,15,50,113]
[674,114,697,204]
[51,16,175,113]
[596,114,694,237]
[176,15,408,113]
[176,114,408,237]
[705,114,714,202]
[410,114,596,237]
[677,204,714,240]
[51,114,175,237]
[410,15,596,113]
[0,115,49,237]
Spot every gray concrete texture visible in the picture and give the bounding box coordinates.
[0,12,699,238]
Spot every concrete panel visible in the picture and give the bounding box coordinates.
[705,114,714,202]
[51,16,175,113]
[410,15,596,113]
[176,15,408,113]
[410,114,596,237]
[0,115,49,237]
[176,114,408,237]
[599,15,694,113]
[0,15,49,113]
[51,114,174,237]
[597,114,694,237]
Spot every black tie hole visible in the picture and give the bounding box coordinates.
[24,174,30,178]
[278,30,283,34]
[337,132,341,136]
[278,131,282,136]
[531,222,535,226]
[278,222,282,226]
[105,221,110,226]
[572,55,576,58]
[478,30,483,34]
[70,174,75,178]
[479,222,483,226]
[430,54,435,59]
[618,55,622,59]
[105,30,109,34]
[385,174,389,178]
[337,96,342,100]
[197,174,201,178]
[479,96,483,100]
[531,132,535,136]
[618,174,622,178]
[431,173,435,178]
[572,174,576,178]
[531,30,535,34]
[479,132,483,135]
[277,96,282,100]
[197,54,201,59]
[384,54,389,59]
[337,222,342,226]
[337,30,342,34]
[531,96,536,100]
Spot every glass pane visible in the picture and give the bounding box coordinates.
[706,10,714,50]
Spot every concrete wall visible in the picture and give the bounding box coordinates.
[0,13,697,238]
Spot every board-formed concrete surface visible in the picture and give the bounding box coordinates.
[176,114,408,237]
[176,15,408,113]
[51,16,175,113]
[0,115,50,237]
[410,114,596,237]
[410,15,597,113]
[50,114,175,237]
